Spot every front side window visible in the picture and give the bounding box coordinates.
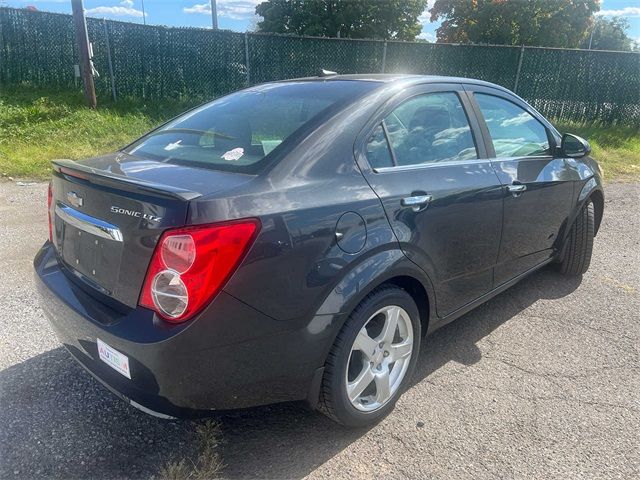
[475,93,550,158]
[126,81,379,173]
[379,92,478,167]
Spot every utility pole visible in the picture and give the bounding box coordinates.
[141,0,146,25]
[71,0,97,108]
[210,0,218,29]
[588,23,596,50]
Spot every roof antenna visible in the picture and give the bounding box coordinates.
[319,69,338,77]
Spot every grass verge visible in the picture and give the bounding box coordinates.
[555,121,640,181]
[159,420,224,480]
[1,87,638,181]
[0,86,195,179]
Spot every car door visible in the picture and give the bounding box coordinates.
[465,85,576,285]
[355,84,504,318]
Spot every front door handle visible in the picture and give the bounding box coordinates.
[401,194,433,212]
[507,184,527,197]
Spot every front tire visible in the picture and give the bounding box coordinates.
[318,285,421,427]
[558,201,595,276]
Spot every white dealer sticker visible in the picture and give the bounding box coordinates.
[97,338,131,379]
[221,147,244,161]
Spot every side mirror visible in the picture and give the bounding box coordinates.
[561,133,591,158]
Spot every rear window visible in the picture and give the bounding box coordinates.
[125,81,380,173]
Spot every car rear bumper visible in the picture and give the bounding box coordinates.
[34,242,337,418]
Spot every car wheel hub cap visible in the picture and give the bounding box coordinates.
[345,305,414,412]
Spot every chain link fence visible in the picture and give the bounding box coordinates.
[1,7,638,125]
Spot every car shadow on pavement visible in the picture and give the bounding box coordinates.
[0,349,195,479]
[412,267,583,376]
[0,267,582,480]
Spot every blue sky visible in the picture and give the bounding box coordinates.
[4,0,640,42]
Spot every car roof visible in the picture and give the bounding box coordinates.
[278,73,513,95]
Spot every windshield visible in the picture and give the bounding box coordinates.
[125,81,380,173]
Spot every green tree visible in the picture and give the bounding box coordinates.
[582,16,636,51]
[430,0,600,48]
[255,0,429,40]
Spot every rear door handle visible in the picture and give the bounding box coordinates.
[507,184,527,197]
[401,194,433,212]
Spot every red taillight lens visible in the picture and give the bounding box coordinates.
[139,219,260,323]
[47,182,53,242]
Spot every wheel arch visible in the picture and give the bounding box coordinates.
[556,180,602,264]
[307,253,435,409]
[380,275,430,337]
[576,176,603,236]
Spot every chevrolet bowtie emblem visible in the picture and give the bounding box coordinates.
[66,191,84,208]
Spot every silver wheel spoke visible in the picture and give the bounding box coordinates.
[390,340,412,363]
[353,330,377,360]
[379,307,399,344]
[348,367,374,402]
[374,370,391,404]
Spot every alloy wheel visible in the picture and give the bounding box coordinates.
[345,305,414,412]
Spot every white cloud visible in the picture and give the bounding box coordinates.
[596,7,640,17]
[120,0,134,7]
[184,1,260,20]
[85,5,144,18]
[184,3,210,14]
[418,2,437,25]
[418,31,436,42]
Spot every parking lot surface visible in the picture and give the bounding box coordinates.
[0,181,638,479]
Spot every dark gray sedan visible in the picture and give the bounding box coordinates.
[35,74,603,427]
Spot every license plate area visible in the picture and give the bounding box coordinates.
[56,205,124,294]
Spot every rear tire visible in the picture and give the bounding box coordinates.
[558,201,595,276]
[318,285,421,427]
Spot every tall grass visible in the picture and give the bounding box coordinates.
[555,121,640,181]
[0,87,195,179]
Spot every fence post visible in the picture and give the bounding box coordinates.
[381,41,387,73]
[513,45,525,93]
[244,32,251,86]
[103,19,116,102]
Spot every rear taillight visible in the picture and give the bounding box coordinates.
[47,182,53,242]
[139,219,260,323]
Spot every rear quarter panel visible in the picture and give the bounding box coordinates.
[187,85,423,324]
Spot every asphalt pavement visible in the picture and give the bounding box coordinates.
[0,181,638,479]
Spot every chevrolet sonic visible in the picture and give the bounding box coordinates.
[34,74,604,427]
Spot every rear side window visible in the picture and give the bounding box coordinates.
[126,81,379,174]
[368,92,477,168]
[365,124,394,169]
[475,93,550,158]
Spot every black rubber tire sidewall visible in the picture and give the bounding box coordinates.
[559,201,595,276]
[318,286,421,428]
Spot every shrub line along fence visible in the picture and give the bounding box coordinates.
[1,7,639,125]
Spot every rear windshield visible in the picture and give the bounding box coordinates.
[125,80,380,174]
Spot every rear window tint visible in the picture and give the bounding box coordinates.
[383,92,477,166]
[365,123,394,169]
[126,81,380,174]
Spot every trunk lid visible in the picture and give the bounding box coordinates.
[50,153,254,308]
